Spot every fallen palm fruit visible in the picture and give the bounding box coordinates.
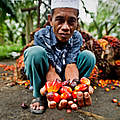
[71,103,78,110]
[0,64,6,68]
[4,65,15,71]
[66,109,72,113]
[105,88,110,92]
[112,98,118,103]
[21,102,28,109]
[111,86,115,90]
[93,86,97,90]
[117,101,120,106]
[115,60,120,66]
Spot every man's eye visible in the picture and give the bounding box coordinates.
[68,18,76,25]
[55,17,65,23]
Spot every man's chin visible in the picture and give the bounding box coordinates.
[57,37,69,42]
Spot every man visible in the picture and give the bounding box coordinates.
[24,0,96,114]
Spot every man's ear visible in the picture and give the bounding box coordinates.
[48,14,53,26]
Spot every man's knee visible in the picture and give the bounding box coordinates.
[78,50,96,66]
[24,46,47,64]
[82,50,96,63]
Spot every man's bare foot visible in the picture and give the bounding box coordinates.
[84,92,92,106]
[48,100,56,109]
[30,97,46,114]
[58,99,67,110]
[30,102,45,110]
[77,91,84,107]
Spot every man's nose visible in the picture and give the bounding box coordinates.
[61,21,69,32]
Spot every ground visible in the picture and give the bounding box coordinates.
[0,59,120,120]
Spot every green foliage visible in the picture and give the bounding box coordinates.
[80,0,120,39]
[0,0,16,19]
[0,0,119,60]
[0,44,24,59]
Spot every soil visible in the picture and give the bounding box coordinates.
[0,59,120,120]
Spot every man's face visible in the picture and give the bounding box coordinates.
[50,8,78,42]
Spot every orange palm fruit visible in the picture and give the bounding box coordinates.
[72,90,77,99]
[46,92,61,103]
[45,79,62,92]
[80,77,90,86]
[74,84,87,91]
[61,92,72,100]
[54,92,61,103]
[60,86,72,94]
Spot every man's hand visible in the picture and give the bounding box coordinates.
[65,63,79,82]
[77,86,94,107]
[46,64,61,81]
[40,85,94,111]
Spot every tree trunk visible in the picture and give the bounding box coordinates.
[37,0,41,28]
[25,12,33,44]
[0,19,4,45]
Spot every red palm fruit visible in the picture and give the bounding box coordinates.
[72,90,77,99]
[68,101,74,106]
[45,79,62,92]
[117,101,120,106]
[61,92,72,100]
[73,99,77,103]
[60,86,72,94]
[46,92,61,103]
[80,77,90,86]
[52,79,62,92]
[45,81,53,92]
[74,84,87,91]
[62,80,69,86]
[71,103,78,110]
[66,109,72,113]
[54,92,61,103]
[112,98,117,103]
[69,81,77,89]
[46,92,54,101]
[61,93,68,100]
[67,92,73,100]
[115,60,120,66]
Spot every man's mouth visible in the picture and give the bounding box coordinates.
[59,33,70,38]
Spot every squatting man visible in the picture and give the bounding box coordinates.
[24,0,96,114]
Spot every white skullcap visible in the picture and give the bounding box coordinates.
[51,0,79,10]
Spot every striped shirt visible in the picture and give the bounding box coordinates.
[34,26,83,79]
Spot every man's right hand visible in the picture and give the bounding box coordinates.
[46,64,61,82]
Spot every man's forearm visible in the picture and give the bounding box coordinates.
[46,64,61,81]
[65,63,79,82]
